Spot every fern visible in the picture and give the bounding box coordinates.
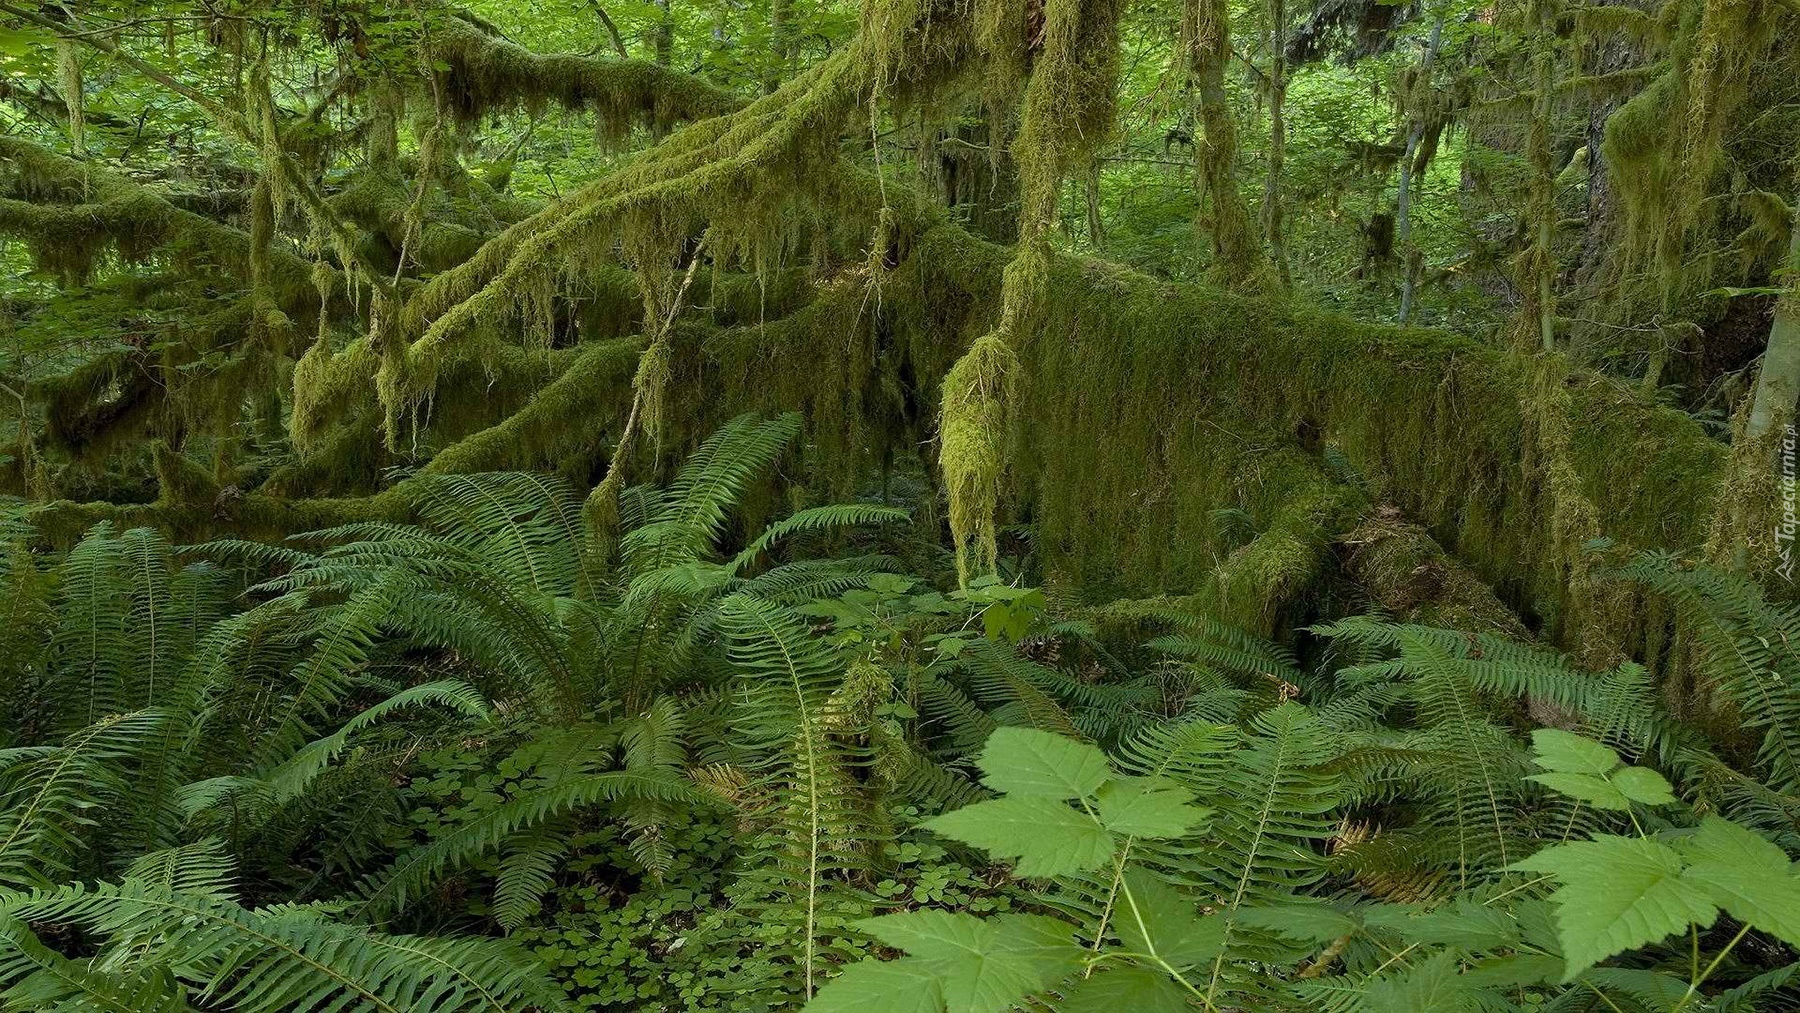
[0,877,570,1012]
[491,825,571,931]
[618,696,690,877]
[714,592,874,1001]
[0,709,169,888]
[1618,553,1800,792]
[356,767,703,920]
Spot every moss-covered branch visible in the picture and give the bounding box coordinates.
[430,15,740,140]
[0,136,320,304]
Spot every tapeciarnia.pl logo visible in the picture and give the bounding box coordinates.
[1780,424,1797,581]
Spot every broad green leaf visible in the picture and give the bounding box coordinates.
[1114,870,1224,970]
[975,727,1111,799]
[1095,777,1208,838]
[1234,901,1358,944]
[1511,835,1718,978]
[803,959,943,1013]
[1057,964,1191,1012]
[1526,771,1631,809]
[1365,898,1519,951]
[1461,953,1565,988]
[852,911,1085,1013]
[1676,817,1800,947]
[923,796,1115,877]
[1610,766,1677,806]
[1676,816,1792,873]
[1529,729,1619,775]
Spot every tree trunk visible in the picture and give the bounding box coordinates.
[1517,0,1560,352]
[1396,18,1444,325]
[766,0,792,94]
[1572,0,1646,293]
[654,0,673,66]
[1262,0,1290,286]
[1184,0,1271,290]
[1747,186,1800,442]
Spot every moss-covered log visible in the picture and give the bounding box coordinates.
[982,235,1725,643]
[1341,509,1534,639]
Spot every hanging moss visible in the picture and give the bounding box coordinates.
[383,48,871,432]
[0,136,330,311]
[1183,0,1276,291]
[938,332,1017,583]
[1600,0,1783,303]
[933,0,1124,583]
[37,353,162,463]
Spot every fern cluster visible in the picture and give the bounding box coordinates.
[4,416,1800,1011]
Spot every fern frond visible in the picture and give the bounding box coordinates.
[0,709,169,888]
[407,471,588,598]
[618,413,800,577]
[1617,553,1800,792]
[492,824,571,931]
[727,504,909,575]
[356,770,704,920]
[714,593,874,1001]
[0,880,570,1012]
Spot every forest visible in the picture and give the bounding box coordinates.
[0,0,1797,1009]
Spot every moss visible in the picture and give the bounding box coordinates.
[1343,510,1533,639]
[429,17,740,143]
[56,40,83,155]
[984,245,1725,647]
[150,440,220,508]
[291,335,379,457]
[37,353,162,464]
[938,331,1017,583]
[21,490,406,550]
[931,0,1124,584]
[1600,0,1785,304]
[1080,449,1366,638]
[0,136,329,313]
[418,338,640,480]
[1,0,1742,675]
[1702,394,1789,581]
[1183,0,1275,291]
[385,47,871,430]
